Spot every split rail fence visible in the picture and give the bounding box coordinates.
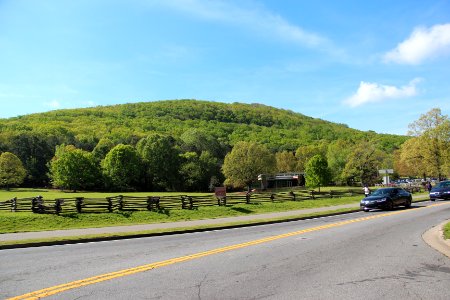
[0,189,368,215]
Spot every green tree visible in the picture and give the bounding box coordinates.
[92,138,115,161]
[327,139,353,184]
[179,128,224,158]
[180,151,221,192]
[304,155,331,192]
[7,132,55,186]
[222,141,276,191]
[0,152,27,190]
[136,134,181,191]
[49,147,101,191]
[295,142,328,171]
[102,144,142,191]
[275,151,298,173]
[342,141,386,186]
[405,108,450,179]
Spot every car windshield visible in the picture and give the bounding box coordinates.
[371,189,394,196]
[436,181,450,188]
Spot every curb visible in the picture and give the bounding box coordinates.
[0,209,361,250]
[422,219,450,258]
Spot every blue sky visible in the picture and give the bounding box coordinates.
[1,0,449,135]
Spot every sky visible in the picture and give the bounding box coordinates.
[1,0,450,135]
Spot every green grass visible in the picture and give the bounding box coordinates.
[444,222,450,240]
[0,196,363,233]
[0,207,356,247]
[0,188,429,235]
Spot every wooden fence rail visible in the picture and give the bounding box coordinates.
[0,188,370,214]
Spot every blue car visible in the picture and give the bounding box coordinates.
[429,180,450,201]
[360,187,412,212]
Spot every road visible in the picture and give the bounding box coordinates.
[1,201,450,300]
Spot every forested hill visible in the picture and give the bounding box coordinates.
[0,99,406,152]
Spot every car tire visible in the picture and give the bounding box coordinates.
[405,199,411,208]
[386,201,394,210]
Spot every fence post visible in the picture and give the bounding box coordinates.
[188,196,193,210]
[310,190,315,199]
[55,199,62,215]
[246,192,251,204]
[270,194,275,202]
[32,197,37,213]
[289,191,296,201]
[11,197,17,212]
[107,197,113,212]
[76,197,83,213]
[146,196,153,211]
[118,195,123,211]
[153,197,160,210]
[181,196,186,209]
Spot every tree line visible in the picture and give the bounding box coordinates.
[0,101,448,192]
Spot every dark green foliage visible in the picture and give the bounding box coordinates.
[102,144,142,191]
[0,100,410,190]
[222,141,276,190]
[136,134,181,191]
[49,147,101,191]
[305,155,331,191]
[0,152,27,189]
[179,151,222,192]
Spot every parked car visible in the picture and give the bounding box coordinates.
[360,187,412,212]
[429,180,450,201]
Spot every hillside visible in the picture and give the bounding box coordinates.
[0,99,407,152]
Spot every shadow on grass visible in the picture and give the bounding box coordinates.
[231,207,254,214]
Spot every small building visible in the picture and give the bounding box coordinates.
[257,173,305,190]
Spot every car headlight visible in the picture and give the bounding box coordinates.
[378,198,387,202]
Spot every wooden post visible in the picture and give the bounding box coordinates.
[118,195,123,211]
[76,197,83,213]
[55,199,63,215]
[107,197,113,212]
[188,196,193,210]
[11,197,17,212]
[246,192,251,204]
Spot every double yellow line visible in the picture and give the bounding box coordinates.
[9,202,449,300]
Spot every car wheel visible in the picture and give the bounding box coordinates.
[386,201,394,210]
[430,198,435,201]
[405,199,411,208]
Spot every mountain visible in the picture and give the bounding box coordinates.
[0,99,407,152]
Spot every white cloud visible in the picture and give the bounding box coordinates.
[159,0,329,48]
[44,100,61,108]
[384,23,450,64]
[344,78,421,107]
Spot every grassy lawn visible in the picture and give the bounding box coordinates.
[0,188,429,235]
[444,222,450,240]
[0,195,363,233]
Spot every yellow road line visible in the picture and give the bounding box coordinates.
[8,202,449,300]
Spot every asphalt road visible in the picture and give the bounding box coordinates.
[2,201,450,300]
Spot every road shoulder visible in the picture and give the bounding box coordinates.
[422,219,450,258]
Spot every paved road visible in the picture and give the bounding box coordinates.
[1,201,450,299]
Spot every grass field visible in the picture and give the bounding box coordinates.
[0,188,429,235]
[444,222,450,240]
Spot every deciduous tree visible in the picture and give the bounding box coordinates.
[49,147,101,191]
[136,134,181,191]
[102,144,142,191]
[222,141,276,191]
[304,155,331,191]
[0,152,27,190]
